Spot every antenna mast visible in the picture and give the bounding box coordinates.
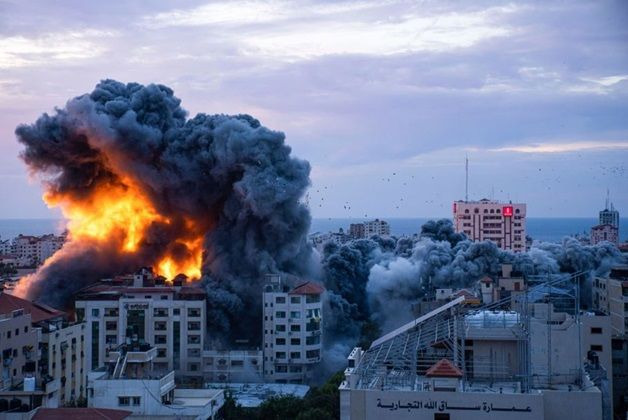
[465,155,469,202]
[606,188,609,210]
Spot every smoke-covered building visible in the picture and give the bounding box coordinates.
[339,274,613,420]
[591,224,619,246]
[7,234,65,267]
[453,199,527,252]
[262,275,324,384]
[75,268,206,381]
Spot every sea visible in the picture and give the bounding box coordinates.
[0,217,626,243]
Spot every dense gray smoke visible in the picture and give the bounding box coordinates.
[16,79,314,341]
[322,219,624,337]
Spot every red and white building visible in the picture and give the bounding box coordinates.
[453,199,527,252]
[590,224,619,246]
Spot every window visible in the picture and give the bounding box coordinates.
[173,308,180,315]
[155,321,167,331]
[132,397,141,406]
[188,321,201,331]
[153,308,168,317]
[291,338,301,345]
[104,308,118,317]
[276,296,286,304]
[612,340,624,351]
[306,295,320,304]
[24,326,28,333]
[306,349,320,359]
[276,311,286,318]
[160,295,168,300]
[118,397,130,406]
[290,311,301,319]
[290,351,301,359]
[187,348,200,357]
[276,324,286,332]
[276,365,288,373]
[157,348,167,358]
[187,335,201,344]
[188,308,201,317]
[106,335,117,344]
[590,345,603,352]
[189,363,199,372]
[306,335,320,345]
[290,296,301,304]
[92,309,99,317]
[276,351,286,359]
[106,321,117,331]
[276,338,286,345]
[290,324,301,332]
[155,335,167,344]
[591,327,602,334]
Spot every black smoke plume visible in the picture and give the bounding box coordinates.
[16,79,314,341]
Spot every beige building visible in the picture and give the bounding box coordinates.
[453,199,526,252]
[75,268,207,380]
[1,291,86,412]
[262,275,324,384]
[590,224,619,246]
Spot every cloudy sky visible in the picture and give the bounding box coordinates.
[1,0,627,219]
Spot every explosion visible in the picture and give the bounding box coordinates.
[14,79,313,322]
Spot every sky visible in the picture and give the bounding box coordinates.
[0,0,627,219]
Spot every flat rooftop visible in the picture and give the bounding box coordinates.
[206,383,309,407]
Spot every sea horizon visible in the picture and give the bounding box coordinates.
[1,216,626,244]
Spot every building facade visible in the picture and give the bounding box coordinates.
[262,275,324,384]
[8,234,65,267]
[363,219,390,237]
[453,199,527,252]
[590,224,619,246]
[75,268,207,379]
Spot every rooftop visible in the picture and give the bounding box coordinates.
[289,281,325,295]
[0,291,65,323]
[33,408,131,420]
[425,359,463,378]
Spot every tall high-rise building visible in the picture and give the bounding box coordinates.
[453,199,527,252]
[599,192,620,229]
[262,274,324,384]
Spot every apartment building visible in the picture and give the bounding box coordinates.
[87,342,224,419]
[262,275,324,384]
[592,265,628,414]
[75,268,207,379]
[8,234,65,267]
[591,224,619,246]
[363,219,390,237]
[453,199,527,252]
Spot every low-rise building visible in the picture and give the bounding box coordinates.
[262,275,324,384]
[202,349,263,383]
[88,342,223,419]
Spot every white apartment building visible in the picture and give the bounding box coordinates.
[363,219,390,237]
[593,266,628,337]
[9,234,65,267]
[262,275,324,384]
[75,268,206,380]
[453,199,527,252]
[88,343,224,419]
[202,349,264,383]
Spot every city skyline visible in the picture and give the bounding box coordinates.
[1,0,627,219]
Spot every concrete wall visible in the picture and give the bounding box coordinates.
[542,388,602,420]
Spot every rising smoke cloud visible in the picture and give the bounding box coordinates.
[16,79,314,341]
[322,220,624,336]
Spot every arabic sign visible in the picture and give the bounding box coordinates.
[376,399,532,413]
[364,391,543,419]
